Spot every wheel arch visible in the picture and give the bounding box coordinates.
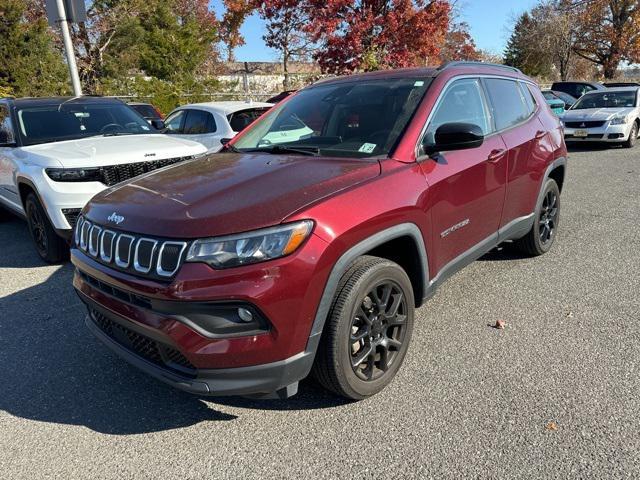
[306,223,429,353]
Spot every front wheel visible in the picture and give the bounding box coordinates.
[623,121,638,148]
[25,192,68,263]
[312,256,415,400]
[514,178,560,256]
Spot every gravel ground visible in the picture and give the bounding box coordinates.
[0,145,639,479]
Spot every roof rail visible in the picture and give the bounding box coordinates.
[438,61,522,74]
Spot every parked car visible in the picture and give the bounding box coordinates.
[163,101,273,152]
[543,90,576,109]
[266,90,296,104]
[72,62,567,400]
[0,96,206,262]
[561,87,640,147]
[550,81,605,99]
[128,102,164,124]
[541,91,566,115]
[603,81,640,88]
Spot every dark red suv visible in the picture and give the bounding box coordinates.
[72,62,567,400]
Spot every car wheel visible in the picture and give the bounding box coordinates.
[25,192,68,263]
[313,255,415,400]
[514,178,560,256]
[623,121,638,148]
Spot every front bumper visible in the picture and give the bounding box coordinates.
[82,293,314,397]
[563,122,631,142]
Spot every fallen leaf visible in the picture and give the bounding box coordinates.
[565,311,574,318]
[494,319,506,329]
[546,421,558,431]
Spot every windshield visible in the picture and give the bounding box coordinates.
[16,101,155,146]
[232,77,432,158]
[572,91,637,110]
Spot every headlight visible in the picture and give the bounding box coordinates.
[186,220,313,268]
[610,116,627,125]
[46,168,102,182]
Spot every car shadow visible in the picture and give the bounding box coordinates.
[0,223,346,434]
[478,243,532,262]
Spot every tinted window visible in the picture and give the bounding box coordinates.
[131,104,160,119]
[484,78,530,131]
[165,110,186,133]
[0,105,15,144]
[183,109,216,134]
[520,83,537,114]
[425,78,491,144]
[227,108,270,132]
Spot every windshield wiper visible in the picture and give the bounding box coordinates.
[241,145,320,156]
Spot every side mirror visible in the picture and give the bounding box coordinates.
[422,122,484,156]
[151,119,165,130]
[220,137,233,145]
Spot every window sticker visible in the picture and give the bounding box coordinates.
[414,80,425,87]
[359,143,376,153]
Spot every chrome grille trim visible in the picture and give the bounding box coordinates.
[75,215,187,280]
[156,241,188,277]
[88,225,102,257]
[100,230,116,262]
[115,234,135,268]
[133,238,158,274]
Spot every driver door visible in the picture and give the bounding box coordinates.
[419,77,508,274]
[0,104,21,210]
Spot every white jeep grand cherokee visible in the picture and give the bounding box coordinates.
[0,96,206,262]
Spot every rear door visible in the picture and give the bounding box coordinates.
[483,78,547,227]
[419,77,508,273]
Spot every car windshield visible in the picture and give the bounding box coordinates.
[16,100,155,146]
[572,91,637,110]
[232,77,432,158]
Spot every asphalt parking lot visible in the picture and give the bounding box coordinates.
[1,145,639,479]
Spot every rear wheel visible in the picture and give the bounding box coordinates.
[514,178,560,256]
[25,192,67,263]
[623,121,638,148]
[313,256,415,400]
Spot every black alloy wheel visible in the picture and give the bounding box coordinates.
[538,189,558,246]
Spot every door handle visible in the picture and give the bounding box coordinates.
[535,130,546,140]
[486,149,506,163]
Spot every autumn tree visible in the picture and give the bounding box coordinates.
[570,0,640,78]
[439,21,479,62]
[220,0,254,61]
[257,0,313,89]
[305,0,451,74]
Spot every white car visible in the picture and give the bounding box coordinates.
[561,87,640,147]
[163,101,273,152]
[0,96,206,262]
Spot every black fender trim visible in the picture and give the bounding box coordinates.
[305,223,429,353]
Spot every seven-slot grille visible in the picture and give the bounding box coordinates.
[76,216,188,280]
[100,156,194,186]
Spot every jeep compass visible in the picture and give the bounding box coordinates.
[72,62,567,400]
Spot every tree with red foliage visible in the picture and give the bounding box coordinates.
[440,21,479,62]
[258,0,313,88]
[220,0,255,61]
[305,0,451,74]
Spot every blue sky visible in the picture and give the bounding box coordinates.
[211,0,540,62]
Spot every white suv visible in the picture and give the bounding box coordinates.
[0,96,206,262]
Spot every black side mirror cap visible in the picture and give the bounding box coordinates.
[220,137,233,145]
[151,119,165,130]
[422,122,484,156]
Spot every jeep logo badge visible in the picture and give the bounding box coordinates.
[144,153,156,157]
[107,212,125,225]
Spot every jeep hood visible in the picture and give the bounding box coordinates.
[563,107,636,121]
[21,134,206,168]
[83,153,381,238]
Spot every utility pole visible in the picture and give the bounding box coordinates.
[46,0,85,96]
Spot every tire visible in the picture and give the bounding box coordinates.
[514,178,560,256]
[623,121,638,148]
[312,255,415,400]
[25,192,68,263]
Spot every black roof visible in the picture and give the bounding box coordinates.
[7,96,126,108]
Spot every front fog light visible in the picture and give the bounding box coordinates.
[238,307,253,323]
